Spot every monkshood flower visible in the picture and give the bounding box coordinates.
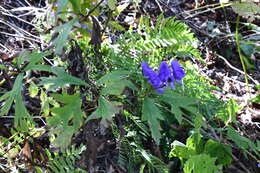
[171,60,185,85]
[142,60,185,94]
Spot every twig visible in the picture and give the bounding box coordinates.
[0,6,37,27]
[216,54,259,85]
[0,19,40,40]
[154,0,163,12]
[0,32,42,43]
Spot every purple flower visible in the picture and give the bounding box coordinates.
[142,60,185,94]
[258,163,260,168]
[141,62,163,92]
[171,60,185,85]
[158,62,172,86]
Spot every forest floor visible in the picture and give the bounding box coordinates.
[0,0,259,172]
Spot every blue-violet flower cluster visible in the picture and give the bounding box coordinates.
[142,60,185,94]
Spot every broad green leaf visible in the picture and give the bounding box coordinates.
[142,97,163,144]
[183,154,222,173]
[186,133,204,154]
[87,97,119,126]
[39,67,88,90]
[96,70,131,86]
[69,0,81,13]
[204,139,232,166]
[48,93,84,149]
[216,99,239,126]
[169,140,196,159]
[108,0,117,10]
[101,79,137,95]
[23,51,52,72]
[52,18,78,54]
[160,92,198,124]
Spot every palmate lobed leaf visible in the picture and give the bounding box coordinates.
[39,67,88,90]
[52,18,78,54]
[160,92,198,124]
[204,139,232,166]
[0,74,31,131]
[87,97,120,126]
[183,154,222,173]
[142,97,164,144]
[96,70,131,86]
[47,93,84,149]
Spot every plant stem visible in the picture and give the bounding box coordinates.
[235,15,250,94]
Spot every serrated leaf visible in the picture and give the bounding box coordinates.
[87,97,119,126]
[101,79,137,95]
[23,51,52,72]
[96,70,131,86]
[108,0,117,10]
[227,127,253,150]
[204,139,232,166]
[47,93,84,149]
[0,74,23,116]
[160,93,198,124]
[169,140,196,159]
[14,91,31,131]
[39,67,88,90]
[52,18,78,54]
[183,154,222,173]
[142,97,163,144]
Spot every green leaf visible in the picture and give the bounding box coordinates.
[96,70,131,86]
[108,0,117,10]
[169,140,196,160]
[48,93,84,149]
[28,82,39,97]
[227,127,253,150]
[87,97,119,126]
[231,1,260,18]
[101,79,137,95]
[23,51,52,72]
[216,99,239,126]
[183,154,222,173]
[69,0,81,13]
[0,64,6,70]
[142,97,163,144]
[39,67,88,90]
[57,0,69,13]
[0,74,32,131]
[160,93,198,124]
[204,139,232,166]
[0,74,23,116]
[52,18,78,54]
[186,133,204,154]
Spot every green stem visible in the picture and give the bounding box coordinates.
[235,15,249,93]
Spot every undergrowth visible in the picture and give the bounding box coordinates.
[0,0,259,173]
